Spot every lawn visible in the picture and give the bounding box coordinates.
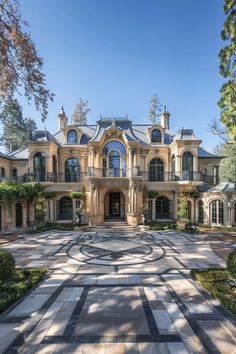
[0,267,47,314]
[191,268,236,315]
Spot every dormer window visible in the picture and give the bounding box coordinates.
[67,130,78,143]
[151,129,161,143]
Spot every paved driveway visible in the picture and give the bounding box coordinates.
[0,227,236,354]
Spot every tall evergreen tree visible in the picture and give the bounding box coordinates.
[218,0,236,141]
[217,142,236,182]
[0,99,37,153]
[72,99,90,125]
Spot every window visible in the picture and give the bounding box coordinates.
[182,151,193,172]
[149,158,164,181]
[151,129,162,143]
[12,168,17,178]
[211,200,224,224]
[198,200,204,223]
[187,201,192,220]
[213,165,219,185]
[102,141,126,177]
[1,167,5,178]
[103,141,126,155]
[156,196,169,218]
[33,153,45,181]
[67,130,78,143]
[65,158,80,182]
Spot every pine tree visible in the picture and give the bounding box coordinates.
[0,99,37,153]
[218,0,236,141]
[0,0,54,121]
[218,142,236,181]
[72,99,90,125]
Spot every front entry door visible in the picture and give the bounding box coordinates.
[109,192,120,217]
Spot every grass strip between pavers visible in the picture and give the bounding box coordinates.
[191,268,236,315]
[0,268,47,314]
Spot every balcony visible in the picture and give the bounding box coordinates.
[140,171,214,183]
[24,172,87,183]
[88,167,128,178]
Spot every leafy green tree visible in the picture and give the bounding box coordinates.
[0,99,37,152]
[0,0,54,121]
[218,0,236,141]
[72,99,90,125]
[177,193,189,220]
[217,143,236,181]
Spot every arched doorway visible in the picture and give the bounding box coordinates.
[15,203,23,227]
[57,196,73,220]
[104,191,125,220]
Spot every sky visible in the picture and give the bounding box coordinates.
[19,0,225,152]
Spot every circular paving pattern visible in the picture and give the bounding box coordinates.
[68,232,164,266]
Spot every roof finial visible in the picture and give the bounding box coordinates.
[163,105,167,112]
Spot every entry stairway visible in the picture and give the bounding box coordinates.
[86,220,138,233]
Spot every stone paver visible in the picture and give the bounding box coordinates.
[0,226,235,353]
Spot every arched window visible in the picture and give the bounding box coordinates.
[1,167,5,178]
[33,152,45,181]
[187,201,192,221]
[57,196,73,220]
[210,200,224,224]
[182,151,193,180]
[198,200,204,223]
[67,130,78,143]
[103,141,126,155]
[12,168,17,178]
[156,196,169,218]
[151,129,162,143]
[149,158,164,181]
[102,141,126,177]
[65,158,80,182]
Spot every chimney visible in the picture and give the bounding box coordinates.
[58,106,68,130]
[160,106,170,130]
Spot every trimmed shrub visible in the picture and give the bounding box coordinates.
[0,250,15,281]
[227,250,236,279]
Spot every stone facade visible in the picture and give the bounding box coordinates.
[0,107,235,230]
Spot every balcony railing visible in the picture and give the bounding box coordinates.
[24,172,87,183]
[140,171,214,183]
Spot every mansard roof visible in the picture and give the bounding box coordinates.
[173,129,198,141]
[31,130,61,145]
[207,182,236,193]
[198,147,222,158]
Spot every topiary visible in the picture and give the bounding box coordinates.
[0,250,15,281]
[227,250,236,279]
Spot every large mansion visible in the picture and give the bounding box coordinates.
[0,107,235,230]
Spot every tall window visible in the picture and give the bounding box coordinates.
[156,196,169,218]
[1,167,5,178]
[213,165,219,185]
[151,129,162,143]
[187,201,192,220]
[102,141,126,177]
[65,158,80,182]
[149,158,164,181]
[211,200,224,224]
[182,151,193,180]
[12,168,17,178]
[33,152,45,181]
[67,130,78,143]
[198,200,204,223]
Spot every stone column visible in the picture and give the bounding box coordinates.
[176,155,181,173]
[193,155,198,172]
[152,199,155,220]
